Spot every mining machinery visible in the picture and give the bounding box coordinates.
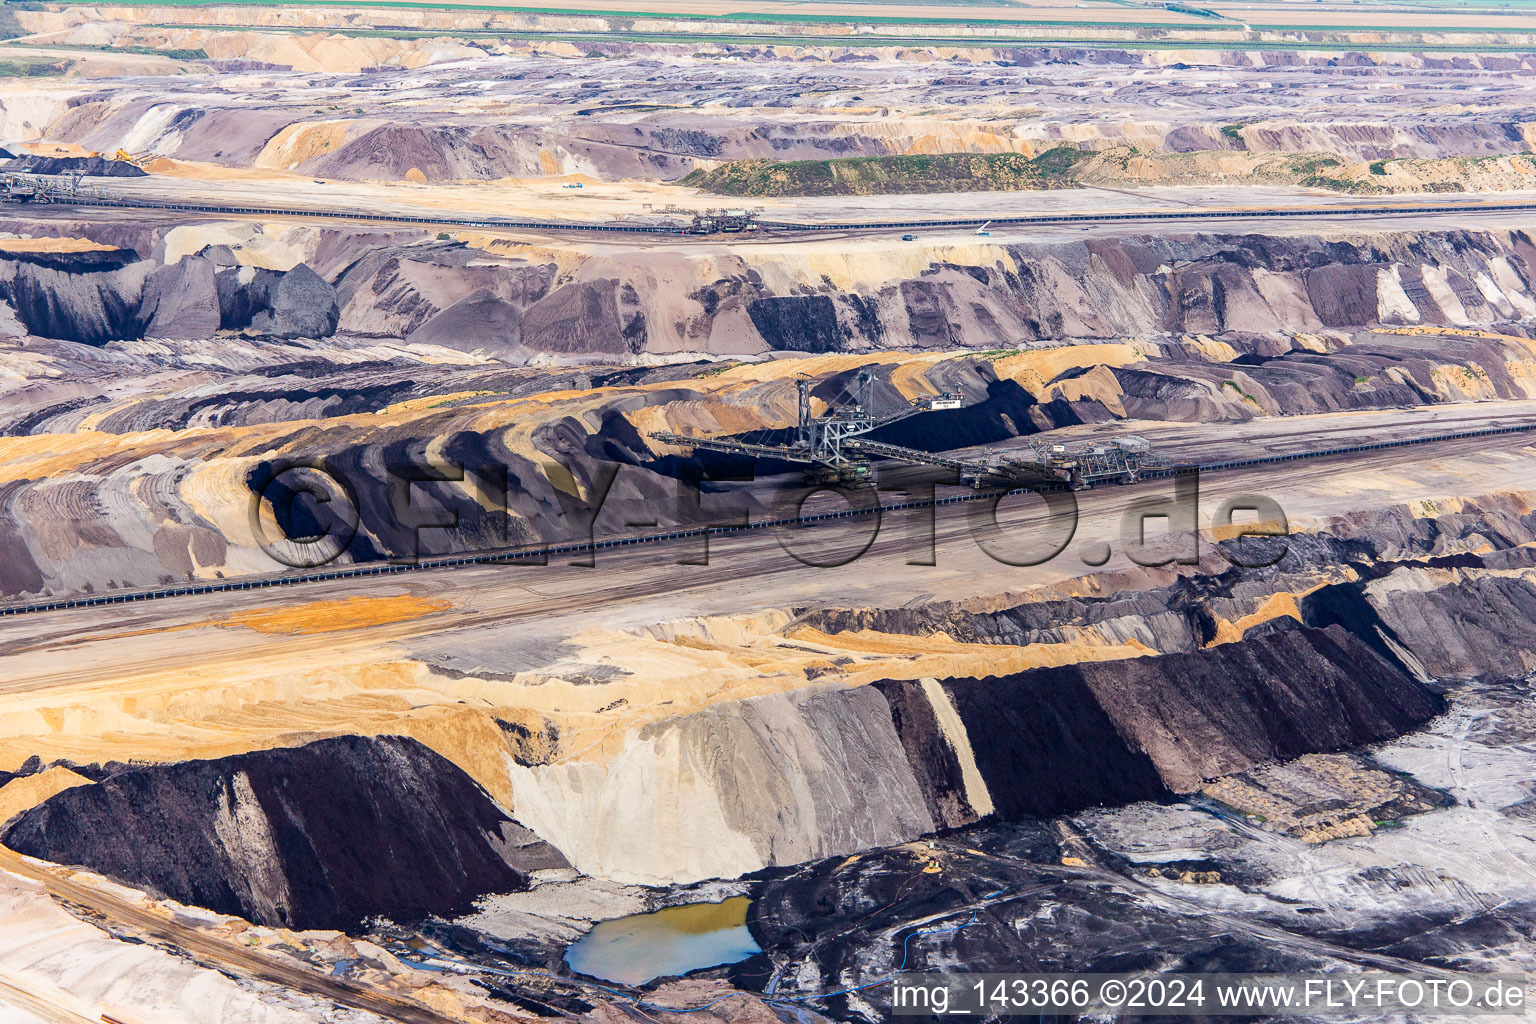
[650,370,1168,489]
[652,369,920,482]
[0,171,95,204]
[650,205,761,234]
[1005,435,1169,487]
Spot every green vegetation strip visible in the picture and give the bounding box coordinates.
[0,57,71,76]
[681,149,1087,197]
[8,40,208,58]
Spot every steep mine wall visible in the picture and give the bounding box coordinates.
[1065,625,1440,790]
[3,219,1536,357]
[505,626,1437,883]
[0,245,338,344]
[1,735,567,930]
[1338,566,1536,681]
[508,228,1536,358]
[0,248,151,346]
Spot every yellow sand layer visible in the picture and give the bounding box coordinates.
[0,236,115,253]
[0,766,91,826]
[219,595,453,634]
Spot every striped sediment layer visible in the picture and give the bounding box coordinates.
[505,625,1439,883]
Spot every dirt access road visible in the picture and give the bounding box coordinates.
[53,172,1536,241]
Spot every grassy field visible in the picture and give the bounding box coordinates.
[0,56,71,76]
[681,149,1089,197]
[13,40,210,59]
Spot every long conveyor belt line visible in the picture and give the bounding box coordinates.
[14,189,1536,236]
[2,418,1533,618]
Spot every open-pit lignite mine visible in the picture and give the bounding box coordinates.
[5,7,1536,1023]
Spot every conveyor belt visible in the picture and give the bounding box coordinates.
[3,418,1534,617]
[10,187,1536,237]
